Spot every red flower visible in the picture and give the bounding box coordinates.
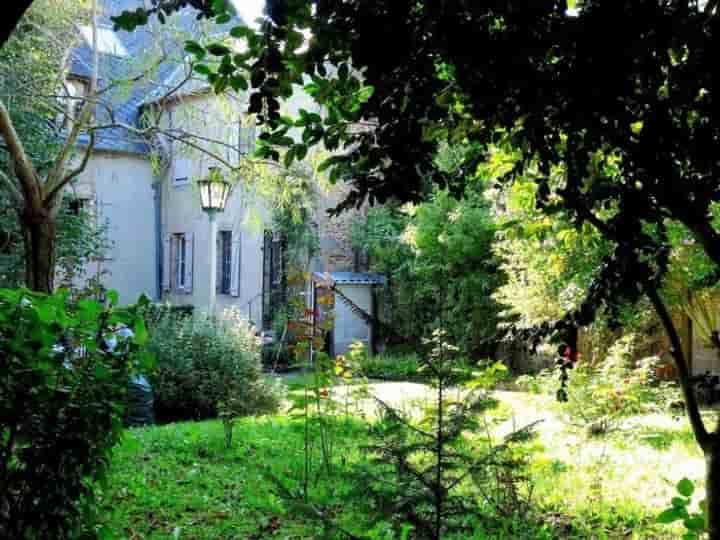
[562,346,580,364]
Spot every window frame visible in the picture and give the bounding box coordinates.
[174,233,186,290]
[218,230,232,295]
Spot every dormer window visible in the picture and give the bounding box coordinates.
[79,25,129,57]
[58,77,89,131]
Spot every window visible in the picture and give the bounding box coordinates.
[262,230,286,329]
[67,198,88,216]
[172,154,192,187]
[218,231,232,294]
[174,233,186,289]
[163,233,193,293]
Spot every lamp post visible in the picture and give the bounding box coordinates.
[197,167,230,315]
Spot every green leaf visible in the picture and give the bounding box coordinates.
[207,43,231,56]
[94,363,111,380]
[194,64,212,76]
[139,351,155,371]
[277,135,295,147]
[357,85,374,103]
[671,496,689,508]
[657,508,683,524]
[283,146,295,168]
[230,75,248,91]
[684,516,706,531]
[106,290,119,306]
[215,13,231,24]
[294,143,308,162]
[630,120,644,134]
[230,26,254,40]
[677,478,695,497]
[212,0,229,15]
[213,77,230,94]
[133,318,149,346]
[184,40,206,59]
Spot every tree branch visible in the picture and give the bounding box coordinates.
[644,282,711,450]
[45,132,96,205]
[0,98,41,209]
[0,170,23,205]
[44,0,98,200]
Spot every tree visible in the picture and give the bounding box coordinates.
[116,1,720,535]
[0,0,99,292]
[0,0,262,293]
[353,153,503,358]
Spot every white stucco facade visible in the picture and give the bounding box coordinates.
[158,94,270,321]
[74,151,157,305]
[73,91,273,324]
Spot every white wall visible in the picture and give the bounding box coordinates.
[161,94,268,322]
[333,284,373,355]
[74,151,157,305]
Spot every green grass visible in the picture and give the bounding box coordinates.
[99,386,698,539]
[99,417,371,539]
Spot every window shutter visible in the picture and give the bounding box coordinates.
[184,232,194,293]
[162,234,171,292]
[230,232,241,297]
[216,232,222,293]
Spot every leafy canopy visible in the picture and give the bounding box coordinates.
[114,0,720,334]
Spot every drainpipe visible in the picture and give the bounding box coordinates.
[153,181,162,300]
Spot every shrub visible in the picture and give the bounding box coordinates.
[0,288,151,539]
[148,308,285,429]
[357,351,423,381]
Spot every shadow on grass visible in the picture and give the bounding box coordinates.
[629,426,697,451]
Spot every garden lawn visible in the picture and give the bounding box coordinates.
[100,384,701,539]
[98,417,370,539]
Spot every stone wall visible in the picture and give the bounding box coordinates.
[313,182,367,273]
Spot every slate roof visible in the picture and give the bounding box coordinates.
[312,272,387,286]
[69,0,239,155]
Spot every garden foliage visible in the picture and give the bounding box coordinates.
[0,287,151,539]
[517,334,678,435]
[147,308,284,428]
[356,351,423,382]
[353,175,502,358]
[357,331,536,539]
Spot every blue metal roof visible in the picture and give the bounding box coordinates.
[69,0,242,155]
[313,272,386,286]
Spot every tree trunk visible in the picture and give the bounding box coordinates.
[708,445,720,540]
[20,207,56,293]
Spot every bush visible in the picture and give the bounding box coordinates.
[357,351,423,381]
[516,335,679,435]
[148,308,285,427]
[0,288,151,539]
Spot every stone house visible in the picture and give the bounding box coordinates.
[65,0,364,332]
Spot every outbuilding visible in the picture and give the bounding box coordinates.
[311,272,386,357]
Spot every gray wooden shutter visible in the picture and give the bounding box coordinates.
[162,234,171,292]
[184,232,194,293]
[230,231,241,297]
[216,232,222,293]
